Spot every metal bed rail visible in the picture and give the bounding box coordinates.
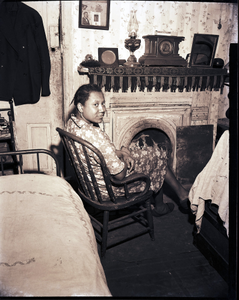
[0,149,60,176]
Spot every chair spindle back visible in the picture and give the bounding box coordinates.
[56,128,116,204]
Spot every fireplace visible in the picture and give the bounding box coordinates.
[103,93,192,172]
[79,65,227,181]
[102,90,217,177]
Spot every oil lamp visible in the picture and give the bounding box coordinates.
[124,10,141,67]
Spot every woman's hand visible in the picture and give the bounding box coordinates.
[116,148,135,173]
[122,152,135,173]
[113,149,134,180]
[120,146,131,156]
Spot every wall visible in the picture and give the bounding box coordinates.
[62,1,238,120]
[12,1,63,174]
[2,1,237,172]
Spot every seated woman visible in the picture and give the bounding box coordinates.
[66,84,189,217]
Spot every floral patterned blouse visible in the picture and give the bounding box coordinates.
[66,115,168,200]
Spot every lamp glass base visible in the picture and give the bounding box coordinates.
[123,61,141,67]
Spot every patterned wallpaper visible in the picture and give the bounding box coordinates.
[73,1,238,67]
[71,1,237,118]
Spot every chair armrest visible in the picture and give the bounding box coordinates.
[110,173,151,199]
[111,173,150,185]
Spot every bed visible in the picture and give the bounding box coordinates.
[189,130,229,283]
[0,151,111,296]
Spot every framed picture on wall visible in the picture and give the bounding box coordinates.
[79,0,110,30]
[189,34,219,68]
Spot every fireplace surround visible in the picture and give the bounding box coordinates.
[105,93,192,172]
[79,65,227,178]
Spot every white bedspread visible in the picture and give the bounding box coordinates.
[0,174,111,297]
[189,130,229,237]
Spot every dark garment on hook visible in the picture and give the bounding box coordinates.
[0,1,51,105]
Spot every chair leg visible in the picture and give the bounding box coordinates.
[101,210,109,257]
[146,198,155,241]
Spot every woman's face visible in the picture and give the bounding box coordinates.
[78,91,106,124]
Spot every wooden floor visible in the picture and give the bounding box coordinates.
[1,165,229,298]
[99,184,229,298]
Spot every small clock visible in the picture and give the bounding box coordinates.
[139,35,187,66]
[98,48,119,68]
[158,40,174,56]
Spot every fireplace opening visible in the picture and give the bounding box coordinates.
[130,128,173,167]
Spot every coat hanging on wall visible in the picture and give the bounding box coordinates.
[0,0,51,106]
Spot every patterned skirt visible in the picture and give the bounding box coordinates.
[114,134,169,196]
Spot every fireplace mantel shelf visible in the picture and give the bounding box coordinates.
[78,65,228,94]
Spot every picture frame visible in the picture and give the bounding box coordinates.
[79,0,110,30]
[189,34,219,68]
[98,48,119,68]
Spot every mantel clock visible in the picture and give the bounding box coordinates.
[139,35,187,67]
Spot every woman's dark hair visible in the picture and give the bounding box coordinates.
[72,84,102,106]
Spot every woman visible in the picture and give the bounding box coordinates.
[66,84,189,217]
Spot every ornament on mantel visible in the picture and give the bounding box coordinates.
[139,35,187,67]
[124,9,141,67]
[80,54,100,68]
